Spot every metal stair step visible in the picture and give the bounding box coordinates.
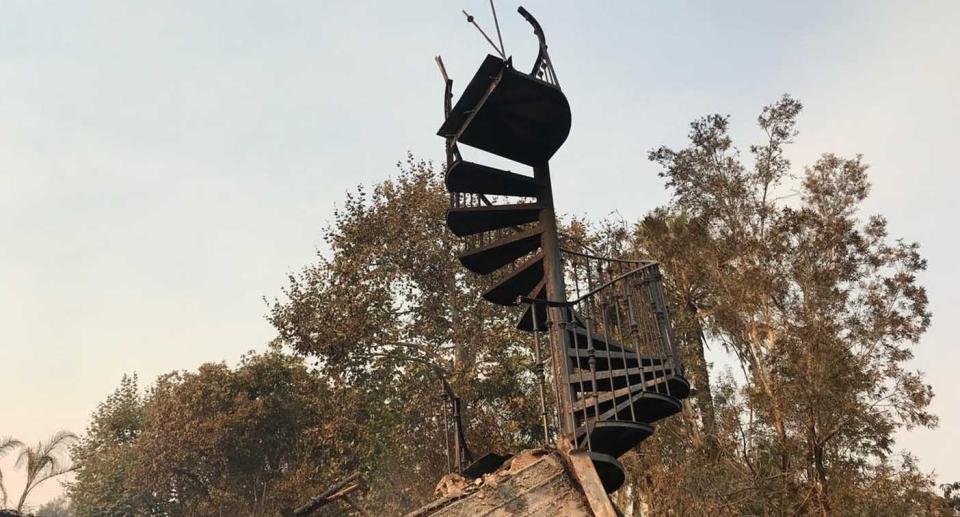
[569,364,676,392]
[458,227,543,274]
[574,386,686,425]
[446,203,541,237]
[445,160,542,197]
[575,421,653,459]
[566,327,629,353]
[572,374,682,412]
[482,252,545,306]
[584,451,625,493]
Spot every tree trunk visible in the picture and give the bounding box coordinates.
[686,307,717,435]
[812,439,830,516]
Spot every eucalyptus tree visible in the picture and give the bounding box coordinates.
[631,95,937,515]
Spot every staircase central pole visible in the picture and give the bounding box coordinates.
[534,162,577,441]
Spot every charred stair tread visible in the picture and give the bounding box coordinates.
[572,374,684,411]
[575,421,653,459]
[576,389,683,425]
[566,327,629,353]
[571,368,689,398]
[567,327,643,354]
[446,203,542,237]
[566,348,670,371]
[458,227,543,274]
[445,160,542,197]
[437,55,571,167]
[569,364,677,389]
[584,451,626,493]
[482,252,545,306]
[566,348,667,361]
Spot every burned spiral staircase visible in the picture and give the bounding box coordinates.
[438,7,689,493]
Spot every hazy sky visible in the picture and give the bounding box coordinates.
[1,0,957,506]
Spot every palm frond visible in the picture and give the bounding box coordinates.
[13,430,78,511]
[0,468,7,508]
[0,436,23,457]
[0,436,24,507]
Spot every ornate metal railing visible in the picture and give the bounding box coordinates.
[520,250,688,462]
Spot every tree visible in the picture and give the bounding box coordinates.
[11,432,76,513]
[618,95,941,515]
[69,348,366,516]
[268,156,545,512]
[70,159,545,515]
[943,481,960,514]
[68,109,951,514]
[67,374,160,515]
[35,495,75,517]
[0,437,24,508]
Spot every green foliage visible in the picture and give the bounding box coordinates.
[68,104,954,515]
[622,95,946,515]
[68,374,157,515]
[35,495,75,517]
[268,156,544,512]
[68,349,363,516]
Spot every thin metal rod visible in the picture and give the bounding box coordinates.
[531,302,550,445]
[549,324,564,441]
[489,0,506,58]
[610,263,637,420]
[630,270,659,393]
[462,10,506,59]
[652,265,683,373]
[639,272,671,396]
[570,325,591,450]
[648,269,679,387]
[452,395,461,473]
[583,263,602,425]
[441,380,451,472]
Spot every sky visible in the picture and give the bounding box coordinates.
[1,0,957,507]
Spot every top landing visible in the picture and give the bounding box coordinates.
[437,55,571,167]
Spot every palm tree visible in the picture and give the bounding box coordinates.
[0,436,24,508]
[13,431,77,512]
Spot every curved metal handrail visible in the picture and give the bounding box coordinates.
[518,6,559,86]
[517,261,658,308]
[560,247,654,266]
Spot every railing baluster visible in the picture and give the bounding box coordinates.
[612,263,637,421]
[569,320,591,450]
[583,266,602,428]
[531,301,550,445]
[515,251,684,460]
[639,269,672,397]
[610,267,635,408]
[441,379,451,472]
[651,265,682,376]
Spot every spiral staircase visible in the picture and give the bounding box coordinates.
[437,7,689,493]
